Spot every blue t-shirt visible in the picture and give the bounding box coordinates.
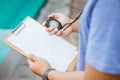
[77,0,120,74]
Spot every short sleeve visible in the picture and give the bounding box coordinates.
[86,0,120,74]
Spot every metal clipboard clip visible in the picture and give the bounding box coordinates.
[12,23,25,36]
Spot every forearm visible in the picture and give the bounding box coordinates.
[48,71,84,80]
[71,19,80,33]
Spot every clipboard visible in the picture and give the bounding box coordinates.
[4,16,78,72]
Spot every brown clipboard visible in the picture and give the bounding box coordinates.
[4,16,78,72]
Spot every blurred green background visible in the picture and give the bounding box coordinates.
[0,0,46,63]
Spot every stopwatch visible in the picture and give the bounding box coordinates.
[46,18,62,30]
[45,12,82,30]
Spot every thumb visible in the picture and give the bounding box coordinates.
[42,21,47,27]
[48,13,56,18]
[28,54,37,62]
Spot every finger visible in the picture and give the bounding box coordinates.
[62,27,72,35]
[49,28,58,35]
[27,59,35,70]
[28,54,37,62]
[48,13,60,19]
[48,13,56,18]
[42,21,47,27]
[46,27,54,32]
[28,59,34,64]
[56,29,63,36]
[27,59,34,67]
[42,21,48,30]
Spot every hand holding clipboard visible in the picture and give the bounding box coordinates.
[4,17,78,72]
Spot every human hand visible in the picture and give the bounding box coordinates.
[42,13,73,36]
[28,54,51,76]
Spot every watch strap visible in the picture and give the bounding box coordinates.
[42,68,56,80]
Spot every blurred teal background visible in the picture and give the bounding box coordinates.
[0,0,46,63]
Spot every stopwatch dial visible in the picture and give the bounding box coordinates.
[49,20,59,29]
[46,18,63,30]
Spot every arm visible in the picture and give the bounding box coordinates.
[85,63,120,80]
[28,55,120,80]
[28,54,84,80]
[48,70,84,80]
[47,63,120,80]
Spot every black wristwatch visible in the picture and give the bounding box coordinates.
[42,68,56,80]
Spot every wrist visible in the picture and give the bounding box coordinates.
[71,19,80,33]
[42,68,56,80]
[47,70,57,80]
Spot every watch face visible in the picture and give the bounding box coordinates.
[49,20,59,29]
[46,18,62,30]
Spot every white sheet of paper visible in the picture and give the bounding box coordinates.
[7,17,77,72]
